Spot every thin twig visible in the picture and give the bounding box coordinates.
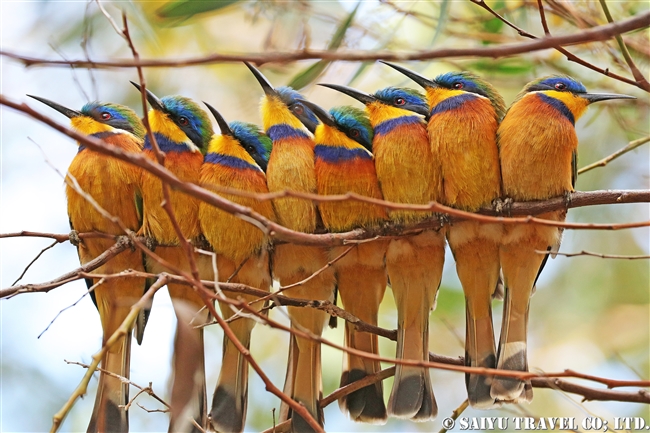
[597,0,650,91]
[11,240,58,285]
[51,275,167,432]
[578,135,650,174]
[538,249,650,260]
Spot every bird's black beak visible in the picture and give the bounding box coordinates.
[379,61,439,90]
[130,81,166,112]
[27,95,82,119]
[582,92,636,104]
[244,62,278,98]
[203,102,234,137]
[296,99,336,128]
[318,83,377,105]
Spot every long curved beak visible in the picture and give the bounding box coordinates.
[244,62,278,98]
[130,81,165,112]
[318,83,376,105]
[203,102,233,137]
[296,99,336,128]
[379,60,439,90]
[27,95,82,118]
[582,92,636,104]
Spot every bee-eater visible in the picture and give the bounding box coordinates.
[198,103,276,432]
[382,62,506,409]
[132,83,214,432]
[245,62,336,432]
[319,83,444,421]
[27,95,147,432]
[493,76,635,402]
[297,99,389,424]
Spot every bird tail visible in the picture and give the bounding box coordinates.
[210,255,271,433]
[87,314,131,433]
[168,291,207,433]
[336,266,387,424]
[450,236,500,409]
[284,330,324,432]
[386,234,443,422]
[209,315,253,433]
[491,243,538,403]
[274,245,336,432]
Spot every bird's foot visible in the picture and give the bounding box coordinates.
[437,213,450,228]
[563,190,573,208]
[492,197,513,216]
[68,230,80,247]
[144,236,158,252]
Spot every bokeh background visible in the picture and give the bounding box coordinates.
[1,1,649,431]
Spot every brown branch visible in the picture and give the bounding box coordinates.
[438,399,469,433]
[1,11,648,80]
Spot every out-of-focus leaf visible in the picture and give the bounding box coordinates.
[430,0,450,46]
[157,0,241,19]
[467,58,534,75]
[287,2,360,90]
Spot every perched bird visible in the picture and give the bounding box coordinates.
[381,62,506,409]
[493,76,635,402]
[245,62,336,432]
[198,103,276,432]
[298,99,389,424]
[27,95,148,432]
[319,83,444,421]
[132,83,214,432]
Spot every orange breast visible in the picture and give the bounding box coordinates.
[498,96,578,201]
[140,150,203,244]
[428,98,502,211]
[373,123,441,223]
[265,139,319,233]
[315,156,386,232]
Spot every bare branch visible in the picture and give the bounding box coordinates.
[1,11,648,90]
[12,240,58,285]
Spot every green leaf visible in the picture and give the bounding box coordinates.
[467,58,534,75]
[156,0,242,19]
[287,2,360,90]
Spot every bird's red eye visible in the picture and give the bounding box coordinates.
[555,82,567,90]
[453,82,464,90]
[178,117,189,126]
[350,129,360,138]
[101,112,111,120]
[395,97,406,106]
[293,104,304,115]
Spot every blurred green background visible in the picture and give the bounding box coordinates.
[1,0,648,431]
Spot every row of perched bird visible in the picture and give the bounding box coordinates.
[28,61,633,433]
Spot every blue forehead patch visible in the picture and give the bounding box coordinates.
[434,72,484,94]
[161,96,206,133]
[330,106,373,151]
[81,102,127,121]
[374,87,427,108]
[534,76,587,94]
[277,86,320,127]
[230,121,270,161]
